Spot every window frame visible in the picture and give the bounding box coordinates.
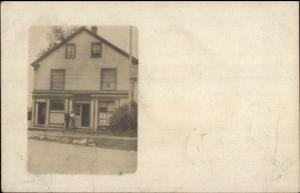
[50,69,65,90]
[99,101,108,113]
[27,109,32,121]
[74,103,81,116]
[50,99,65,112]
[65,43,76,59]
[100,68,117,90]
[99,101,116,113]
[91,42,102,58]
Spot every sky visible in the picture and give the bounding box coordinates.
[28,26,138,107]
[29,26,138,63]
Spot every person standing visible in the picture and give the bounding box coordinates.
[70,111,75,129]
[64,111,70,129]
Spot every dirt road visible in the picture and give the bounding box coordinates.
[28,139,137,174]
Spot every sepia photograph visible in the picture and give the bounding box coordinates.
[1,1,299,192]
[27,26,138,174]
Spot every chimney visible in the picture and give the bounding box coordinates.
[91,26,97,34]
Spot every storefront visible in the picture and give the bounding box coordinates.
[31,90,129,130]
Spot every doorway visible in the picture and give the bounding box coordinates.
[37,102,46,125]
[74,102,90,128]
[81,104,90,127]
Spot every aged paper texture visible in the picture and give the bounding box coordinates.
[1,1,299,192]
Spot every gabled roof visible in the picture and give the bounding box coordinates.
[31,26,138,67]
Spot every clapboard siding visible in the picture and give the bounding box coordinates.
[36,31,131,91]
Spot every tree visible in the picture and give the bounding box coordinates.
[37,26,79,57]
[110,101,138,136]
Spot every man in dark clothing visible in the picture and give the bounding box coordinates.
[64,112,70,129]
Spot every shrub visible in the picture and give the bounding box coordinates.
[110,101,138,134]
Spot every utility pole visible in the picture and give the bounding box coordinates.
[128,26,133,113]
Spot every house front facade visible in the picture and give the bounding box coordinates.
[30,26,138,130]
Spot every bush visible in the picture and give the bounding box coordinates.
[110,101,138,134]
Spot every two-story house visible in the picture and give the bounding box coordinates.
[30,26,138,130]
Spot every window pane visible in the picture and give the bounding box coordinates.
[68,50,73,57]
[107,101,115,112]
[50,100,64,111]
[102,82,116,90]
[100,107,107,112]
[93,45,101,52]
[99,101,115,113]
[66,44,75,58]
[102,70,115,81]
[51,70,65,90]
[101,69,116,90]
[91,43,101,57]
[27,111,32,120]
[74,104,81,115]
[99,102,108,112]
[100,102,107,108]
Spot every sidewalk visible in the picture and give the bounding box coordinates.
[28,129,137,151]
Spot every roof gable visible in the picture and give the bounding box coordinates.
[31,27,138,67]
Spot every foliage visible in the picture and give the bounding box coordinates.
[110,101,138,134]
[37,26,79,58]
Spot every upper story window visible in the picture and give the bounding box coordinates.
[100,68,116,90]
[50,69,65,90]
[91,42,102,58]
[65,43,76,59]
